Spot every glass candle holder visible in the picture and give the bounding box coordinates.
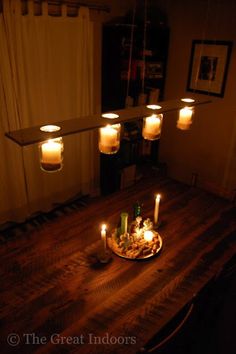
[39,137,64,172]
[142,114,163,141]
[177,107,193,130]
[40,125,61,132]
[101,113,119,119]
[99,124,121,154]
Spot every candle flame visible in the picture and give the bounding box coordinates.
[146,114,162,122]
[47,139,55,144]
[101,224,106,231]
[46,138,61,145]
[144,230,154,242]
[156,194,161,201]
[181,106,193,112]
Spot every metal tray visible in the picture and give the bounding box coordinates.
[108,233,163,260]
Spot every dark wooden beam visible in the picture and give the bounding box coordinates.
[5,98,211,146]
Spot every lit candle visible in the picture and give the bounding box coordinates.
[41,140,62,164]
[144,230,154,242]
[177,107,193,130]
[41,138,63,171]
[154,194,161,225]
[101,224,107,251]
[142,114,162,140]
[99,125,120,154]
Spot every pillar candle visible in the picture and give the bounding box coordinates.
[143,114,162,140]
[40,138,63,172]
[41,140,62,165]
[99,125,120,154]
[177,107,193,130]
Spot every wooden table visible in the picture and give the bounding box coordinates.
[0,176,236,354]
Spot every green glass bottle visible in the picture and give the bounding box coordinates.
[120,212,128,234]
[133,201,141,220]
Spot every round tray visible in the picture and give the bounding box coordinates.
[108,232,163,260]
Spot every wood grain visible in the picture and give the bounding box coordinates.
[0,176,235,354]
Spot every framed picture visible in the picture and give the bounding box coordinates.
[187,40,233,97]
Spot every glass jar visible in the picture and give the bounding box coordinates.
[177,107,193,130]
[99,124,121,154]
[142,114,163,140]
[39,137,64,172]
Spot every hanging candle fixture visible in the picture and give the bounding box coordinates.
[177,106,194,130]
[99,124,121,154]
[142,114,163,141]
[39,137,64,172]
[5,98,210,147]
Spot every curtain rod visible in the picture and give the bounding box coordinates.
[34,1,110,12]
[0,1,110,15]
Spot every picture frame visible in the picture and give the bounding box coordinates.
[187,40,233,97]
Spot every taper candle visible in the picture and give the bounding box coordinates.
[101,224,107,251]
[154,194,161,225]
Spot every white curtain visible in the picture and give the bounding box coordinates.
[0,0,99,224]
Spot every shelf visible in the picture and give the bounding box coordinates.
[5,98,211,147]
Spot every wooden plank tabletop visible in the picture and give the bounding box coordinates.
[0,176,236,354]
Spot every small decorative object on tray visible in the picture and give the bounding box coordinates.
[108,214,162,260]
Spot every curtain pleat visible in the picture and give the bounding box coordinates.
[0,0,99,225]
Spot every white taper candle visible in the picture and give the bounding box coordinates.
[154,194,161,225]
